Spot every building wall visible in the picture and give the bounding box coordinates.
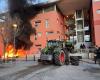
[30,10,66,54]
[92,0,100,46]
[90,5,95,44]
[0,35,3,58]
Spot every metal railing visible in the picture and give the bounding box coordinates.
[73,49,89,53]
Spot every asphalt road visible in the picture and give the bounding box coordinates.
[0,63,54,80]
[0,61,100,80]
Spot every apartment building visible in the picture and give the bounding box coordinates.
[91,0,100,46]
[30,4,67,53]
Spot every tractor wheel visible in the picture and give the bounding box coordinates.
[54,50,65,66]
[70,56,79,66]
[63,48,70,65]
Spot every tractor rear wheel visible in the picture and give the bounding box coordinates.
[54,50,65,66]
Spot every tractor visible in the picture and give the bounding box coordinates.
[39,40,70,66]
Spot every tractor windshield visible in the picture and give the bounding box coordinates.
[47,40,63,47]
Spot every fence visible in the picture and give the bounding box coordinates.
[72,49,90,59]
[75,49,89,53]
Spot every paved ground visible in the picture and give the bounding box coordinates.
[0,60,38,77]
[0,59,100,80]
[19,61,100,80]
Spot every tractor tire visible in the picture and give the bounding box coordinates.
[54,50,65,66]
[70,56,79,66]
[62,48,70,65]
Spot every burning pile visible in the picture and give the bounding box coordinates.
[16,47,26,57]
[5,44,15,58]
[3,43,26,60]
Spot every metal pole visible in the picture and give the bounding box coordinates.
[14,32,16,58]
[13,24,18,61]
[13,28,16,61]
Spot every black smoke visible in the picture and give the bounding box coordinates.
[8,0,41,50]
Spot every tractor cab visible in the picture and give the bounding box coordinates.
[47,40,63,48]
[41,40,63,55]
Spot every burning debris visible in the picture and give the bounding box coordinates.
[4,43,15,59]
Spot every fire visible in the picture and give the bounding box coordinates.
[4,44,15,59]
[2,44,26,60]
[16,48,26,57]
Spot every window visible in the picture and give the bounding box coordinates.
[34,35,37,40]
[57,18,59,23]
[77,31,84,42]
[57,31,60,34]
[85,31,90,35]
[84,20,89,27]
[77,20,83,30]
[96,9,100,14]
[46,31,54,35]
[34,20,41,27]
[84,35,90,42]
[45,19,49,28]
[37,32,42,37]
[76,10,82,18]
[34,22,38,27]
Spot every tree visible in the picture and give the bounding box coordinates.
[0,12,21,61]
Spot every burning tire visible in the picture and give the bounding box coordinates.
[54,50,65,66]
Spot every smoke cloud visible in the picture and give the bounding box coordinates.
[8,0,41,50]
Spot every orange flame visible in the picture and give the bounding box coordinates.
[3,44,15,59]
[16,48,26,57]
[3,44,26,59]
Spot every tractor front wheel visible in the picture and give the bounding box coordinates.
[54,50,65,66]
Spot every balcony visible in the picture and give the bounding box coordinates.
[84,26,89,31]
[65,30,76,36]
[57,0,91,16]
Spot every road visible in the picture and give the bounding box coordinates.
[0,61,100,80]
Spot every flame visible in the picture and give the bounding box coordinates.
[2,44,15,59]
[16,48,26,57]
[2,44,26,59]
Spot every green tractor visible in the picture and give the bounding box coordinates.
[39,40,69,66]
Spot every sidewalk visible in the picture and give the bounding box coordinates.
[0,60,38,77]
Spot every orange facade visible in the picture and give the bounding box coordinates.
[0,35,3,58]
[30,10,67,54]
[92,1,100,46]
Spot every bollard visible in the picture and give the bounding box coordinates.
[33,55,36,61]
[26,54,27,61]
